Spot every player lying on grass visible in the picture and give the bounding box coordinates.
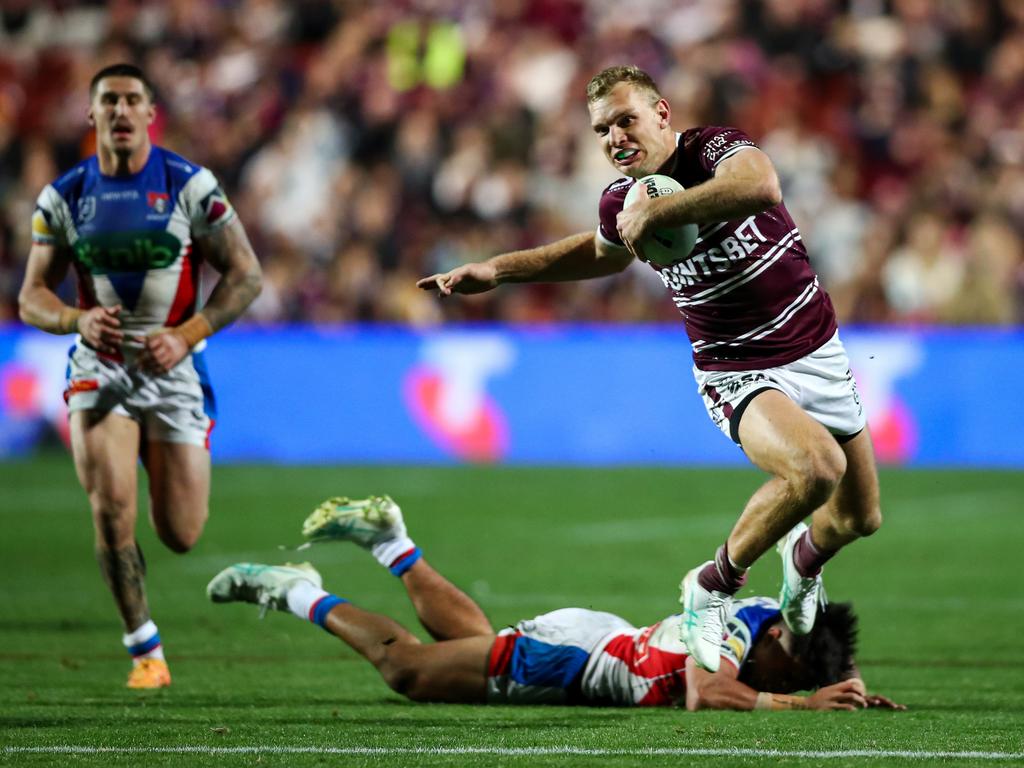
[208,496,903,711]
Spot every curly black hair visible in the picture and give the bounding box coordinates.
[792,602,859,689]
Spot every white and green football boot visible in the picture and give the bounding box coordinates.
[207,562,322,617]
[678,562,730,672]
[302,495,406,548]
[777,522,826,635]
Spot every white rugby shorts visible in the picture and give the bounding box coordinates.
[694,331,865,445]
[486,608,633,705]
[65,341,215,447]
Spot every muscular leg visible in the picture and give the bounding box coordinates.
[729,391,847,568]
[399,559,493,641]
[70,410,148,632]
[322,602,492,702]
[809,429,882,552]
[142,440,210,553]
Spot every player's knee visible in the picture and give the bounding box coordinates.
[89,495,135,544]
[831,494,882,539]
[379,648,435,701]
[849,504,883,538]
[379,659,421,700]
[156,524,203,553]
[789,443,846,505]
[153,506,207,553]
[88,488,134,518]
[159,533,194,554]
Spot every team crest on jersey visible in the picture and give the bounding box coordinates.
[77,196,96,225]
[147,191,170,214]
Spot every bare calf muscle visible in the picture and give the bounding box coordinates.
[96,543,149,631]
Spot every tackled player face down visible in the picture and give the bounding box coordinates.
[209,494,904,712]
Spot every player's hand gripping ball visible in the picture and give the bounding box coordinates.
[623,174,699,266]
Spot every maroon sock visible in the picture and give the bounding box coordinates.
[697,544,747,595]
[793,529,837,577]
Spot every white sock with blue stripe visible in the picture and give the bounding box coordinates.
[285,579,348,631]
[123,619,165,665]
[371,537,421,576]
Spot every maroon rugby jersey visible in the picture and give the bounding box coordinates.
[598,127,837,371]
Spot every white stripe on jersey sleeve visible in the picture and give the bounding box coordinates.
[712,143,757,170]
[596,227,628,251]
[33,184,76,247]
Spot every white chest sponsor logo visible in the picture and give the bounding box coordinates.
[658,217,767,290]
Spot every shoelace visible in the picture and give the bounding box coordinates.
[701,593,729,643]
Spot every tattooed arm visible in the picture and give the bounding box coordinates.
[139,218,262,373]
[190,217,263,333]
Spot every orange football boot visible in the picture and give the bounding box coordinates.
[126,658,171,689]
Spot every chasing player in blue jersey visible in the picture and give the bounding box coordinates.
[208,495,903,712]
[18,63,262,689]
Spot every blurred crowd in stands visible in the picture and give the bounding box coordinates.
[1,0,1022,327]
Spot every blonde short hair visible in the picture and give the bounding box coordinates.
[585,65,662,105]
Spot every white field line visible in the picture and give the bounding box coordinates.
[4,746,1024,760]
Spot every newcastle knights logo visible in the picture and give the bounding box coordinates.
[147,191,170,214]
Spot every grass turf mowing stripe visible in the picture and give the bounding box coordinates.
[5,747,1024,760]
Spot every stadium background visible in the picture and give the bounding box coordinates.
[1,2,1023,765]
[2,0,1023,465]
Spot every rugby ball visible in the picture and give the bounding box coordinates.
[622,174,698,266]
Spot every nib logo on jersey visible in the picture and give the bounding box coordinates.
[403,335,513,462]
[74,230,181,310]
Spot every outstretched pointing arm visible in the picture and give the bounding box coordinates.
[417,231,632,296]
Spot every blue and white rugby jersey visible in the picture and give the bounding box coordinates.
[720,596,782,671]
[31,146,235,355]
[578,596,782,705]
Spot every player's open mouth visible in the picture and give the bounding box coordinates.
[113,125,133,137]
[614,148,639,163]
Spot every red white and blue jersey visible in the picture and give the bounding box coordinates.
[31,146,235,352]
[487,598,781,707]
[597,128,838,372]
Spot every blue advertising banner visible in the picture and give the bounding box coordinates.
[0,326,1021,466]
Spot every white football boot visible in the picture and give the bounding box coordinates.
[207,562,322,617]
[302,495,406,548]
[678,562,731,672]
[777,522,826,635]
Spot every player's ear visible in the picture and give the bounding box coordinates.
[87,105,95,127]
[656,98,671,129]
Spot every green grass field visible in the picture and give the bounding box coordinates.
[1,454,1022,767]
